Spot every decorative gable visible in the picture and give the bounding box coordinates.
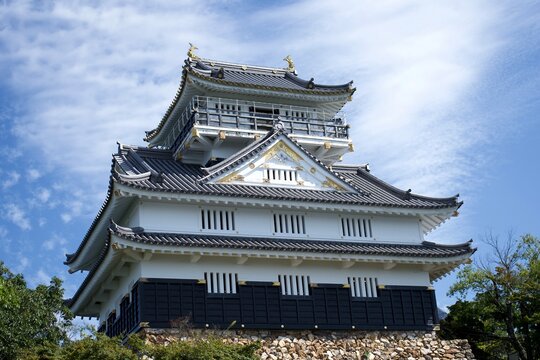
[206,134,356,192]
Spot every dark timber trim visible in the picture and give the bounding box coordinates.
[101,278,438,337]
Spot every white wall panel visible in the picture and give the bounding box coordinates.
[130,201,424,244]
[140,255,430,288]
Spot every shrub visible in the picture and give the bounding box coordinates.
[148,337,260,360]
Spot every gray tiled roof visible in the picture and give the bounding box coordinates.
[190,60,354,93]
[111,223,474,258]
[114,144,460,209]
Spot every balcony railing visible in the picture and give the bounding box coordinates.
[161,96,349,149]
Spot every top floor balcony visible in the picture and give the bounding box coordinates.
[194,96,349,137]
[161,96,350,150]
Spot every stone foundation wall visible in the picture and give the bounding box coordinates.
[141,328,474,360]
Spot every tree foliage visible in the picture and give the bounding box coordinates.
[442,233,540,360]
[147,337,260,360]
[0,261,73,360]
[19,332,260,360]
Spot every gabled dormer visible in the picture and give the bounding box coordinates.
[201,125,357,192]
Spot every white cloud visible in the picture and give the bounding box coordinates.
[0,0,513,202]
[60,213,72,223]
[2,171,21,189]
[36,187,51,203]
[0,226,7,238]
[243,0,503,197]
[43,234,68,251]
[3,203,31,230]
[0,1,243,184]
[14,256,29,273]
[59,199,84,223]
[27,168,42,181]
[32,269,51,286]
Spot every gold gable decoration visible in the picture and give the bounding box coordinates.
[323,177,346,191]
[263,142,303,162]
[218,171,245,183]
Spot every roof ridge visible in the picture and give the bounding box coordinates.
[195,58,289,75]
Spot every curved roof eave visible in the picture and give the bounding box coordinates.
[110,223,476,260]
[64,161,136,271]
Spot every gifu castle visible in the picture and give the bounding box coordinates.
[65,46,474,337]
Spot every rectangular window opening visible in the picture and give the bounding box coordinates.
[205,272,238,294]
[200,209,236,232]
[348,276,378,298]
[341,217,373,239]
[273,213,306,235]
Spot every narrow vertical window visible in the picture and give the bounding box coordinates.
[347,276,378,298]
[200,209,236,232]
[341,217,373,239]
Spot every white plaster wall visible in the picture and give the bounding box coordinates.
[99,262,142,321]
[139,201,200,233]
[369,215,424,243]
[126,203,140,228]
[140,254,430,287]
[132,201,423,244]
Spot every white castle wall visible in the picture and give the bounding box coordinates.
[139,254,430,287]
[133,201,424,244]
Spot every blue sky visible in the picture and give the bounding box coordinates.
[0,0,539,318]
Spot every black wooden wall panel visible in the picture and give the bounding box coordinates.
[107,279,439,335]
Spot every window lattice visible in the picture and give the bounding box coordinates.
[273,213,306,234]
[341,217,373,238]
[264,168,298,183]
[200,209,236,232]
[204,272,238,294]
[278,274,310,296]
[347,276,378,298]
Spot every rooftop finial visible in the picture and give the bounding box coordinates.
[283,55,295,73]
[187,43,200,60]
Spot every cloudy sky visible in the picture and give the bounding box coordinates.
[1,0,539,315]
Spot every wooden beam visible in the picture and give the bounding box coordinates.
[123,249,143,262]
[195,135,212,147]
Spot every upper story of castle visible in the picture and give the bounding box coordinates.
[144,45,356,165]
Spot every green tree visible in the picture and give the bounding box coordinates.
[59,333,138,360]
[443,234,540,360]
[0,261,73,360]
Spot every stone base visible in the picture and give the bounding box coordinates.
[140,328,474,360]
